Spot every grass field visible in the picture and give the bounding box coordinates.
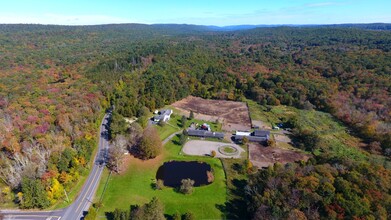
[246,100,375,163]
[95,134,226,219]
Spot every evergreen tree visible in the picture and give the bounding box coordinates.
[181,115,187,128]
[20,178,50,209]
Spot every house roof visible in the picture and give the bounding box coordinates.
[234,135,268,142]
[160,109,172,116]
[187,129,225,139]
[236,131,251,136]
[154,109,173,121]
[253,130,270,137]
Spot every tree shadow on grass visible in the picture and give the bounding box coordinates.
[105,211,114,220]
[171,134,182,146]
[216,178,250,219]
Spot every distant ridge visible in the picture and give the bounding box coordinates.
[1,23,390,33]
[207,23,391,31]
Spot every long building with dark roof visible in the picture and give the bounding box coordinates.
[187,129,225,139]
[234,129,270,143]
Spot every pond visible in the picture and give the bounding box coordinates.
[156,161,213,187]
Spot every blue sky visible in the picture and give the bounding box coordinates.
[1,0,390,26]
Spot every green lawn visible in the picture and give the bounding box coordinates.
[95,135,226,219]
[221,146,236,154]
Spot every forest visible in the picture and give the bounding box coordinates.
[0,23,390,218]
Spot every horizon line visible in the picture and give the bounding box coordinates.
[0,22,390,28]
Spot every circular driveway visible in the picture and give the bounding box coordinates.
[183,140,245,158]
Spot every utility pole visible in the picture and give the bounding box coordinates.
[64,189,69,203]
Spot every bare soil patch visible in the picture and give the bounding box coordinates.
[172,96,251,131]
[273,133,292,143]
[252,120,272,130]
[249,143,310,168]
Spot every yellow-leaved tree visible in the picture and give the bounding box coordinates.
[47,178,64,204]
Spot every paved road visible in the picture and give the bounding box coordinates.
[162,131,182,145]
[0,113,111,220]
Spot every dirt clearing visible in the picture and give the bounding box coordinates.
[252,120,272,129]
[172,96,251,131]
[249,143,310,168]
[273,133,292,143]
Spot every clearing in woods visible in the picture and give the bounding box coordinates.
[249,143,310,168]
[172,96,251,131]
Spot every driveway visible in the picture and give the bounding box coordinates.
[183,140,245,158]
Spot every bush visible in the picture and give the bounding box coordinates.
[155,179,164,190]
[246,160,255,173]
[93,201,103,209]
[266,139,276,147]
[242,137,249,145]
[84,206,97,220]
[207,171,214,183]
[183,212,195,220]
[158,119,166,127]
[179,178,194,194]
[211,150,217,157]
[128,197,164,220]
[172,211,181,220]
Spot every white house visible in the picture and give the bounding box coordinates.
[153,109,173,122]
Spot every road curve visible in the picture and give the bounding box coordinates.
[0,113,111,220]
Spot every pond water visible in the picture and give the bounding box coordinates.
[156,161,213,187]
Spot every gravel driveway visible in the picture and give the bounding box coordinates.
[182,140,245,158]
